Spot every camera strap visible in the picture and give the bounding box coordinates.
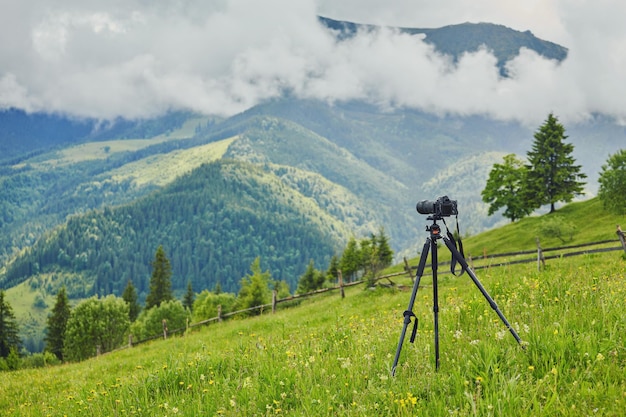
[443,216,466,276]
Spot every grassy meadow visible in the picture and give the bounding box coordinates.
[2,197,625,416]
[2,248,625,416]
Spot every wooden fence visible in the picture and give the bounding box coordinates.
[110,235,625,354]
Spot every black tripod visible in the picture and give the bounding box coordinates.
[391,215,523,375]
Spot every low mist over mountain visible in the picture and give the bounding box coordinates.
[319,17,568,75]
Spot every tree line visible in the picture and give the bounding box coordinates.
[482,113,626,221]
[0,229,393,367]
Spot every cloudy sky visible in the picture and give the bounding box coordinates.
[0,0,624,125]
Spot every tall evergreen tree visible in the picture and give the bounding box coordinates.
[482,154,534,222]
[296,260,325,294]
[0,291,21,359]
[236,257,271,315]
[358,236,374,275]
[326,255,340,283]
[525,113,587,213]
[122,280,141,322]
[340,237,360,282]
[183,280,195,312]
[375,227,394,269]
[145,245,174,309]
[44,286,71,361]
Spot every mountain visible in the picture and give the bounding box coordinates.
[1,19,625,351]
[3,159,354,296]
[5,98,620,301]
[318,17,568,75]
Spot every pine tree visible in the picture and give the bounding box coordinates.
[375,227,394,269]
[183,281,195,312]
[340,237,360,282]
[122,280,141,322]
[236,257,271,315]
[526,113,587,213]
[296,260,324,294]
[44,286,71,361]
[359,236,374,275]
[0,291,21,358]
[145,245,174,309]
[326,255,340,283]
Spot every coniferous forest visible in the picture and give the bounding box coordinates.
[2,160,341,300]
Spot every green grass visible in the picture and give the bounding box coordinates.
[462,198,626,255]
[2,250,625,416]
[3,198,625,415]
[3,280,56,349]
[107,136,237,186]
[16,117,212,167]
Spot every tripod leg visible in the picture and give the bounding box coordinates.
[391,238,431,376]
[442,237,523,345]
[431,236,440,370]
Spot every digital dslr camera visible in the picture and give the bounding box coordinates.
[416,195,458,217]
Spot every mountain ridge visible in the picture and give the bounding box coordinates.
[318,17,568,75]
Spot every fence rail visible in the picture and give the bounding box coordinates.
[109,236,625,355]
[405,238,624,274]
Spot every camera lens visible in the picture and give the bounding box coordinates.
[416,200,435,214]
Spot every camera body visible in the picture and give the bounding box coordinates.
[416,195,458,217]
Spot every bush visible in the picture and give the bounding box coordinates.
[131,300,190,341]
[192,291,237,323]
[64,296,130,362]
[20,351,61,369]
[538,215,577,243]
[33,293,48,309]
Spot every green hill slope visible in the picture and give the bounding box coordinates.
[2,159,359,298]
[2,247,624,415]
[461,197,626,256]
[0,116,213,263]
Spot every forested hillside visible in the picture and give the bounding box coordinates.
[2,160,351,298]
[2,101,622,304]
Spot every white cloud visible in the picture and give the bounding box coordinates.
[0,0,625,125]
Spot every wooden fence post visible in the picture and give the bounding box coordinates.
[536,237,546,271]
[272,290,277,313]
[217,305,222,322]
[338,270,345,299]
[617,225,626,254]
[162,319,168,339]
[128,334,133,348]
[403,257,413,282]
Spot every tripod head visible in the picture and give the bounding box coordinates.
[425,216,444,239]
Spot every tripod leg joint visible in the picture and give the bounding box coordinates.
[402,310,416,325]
